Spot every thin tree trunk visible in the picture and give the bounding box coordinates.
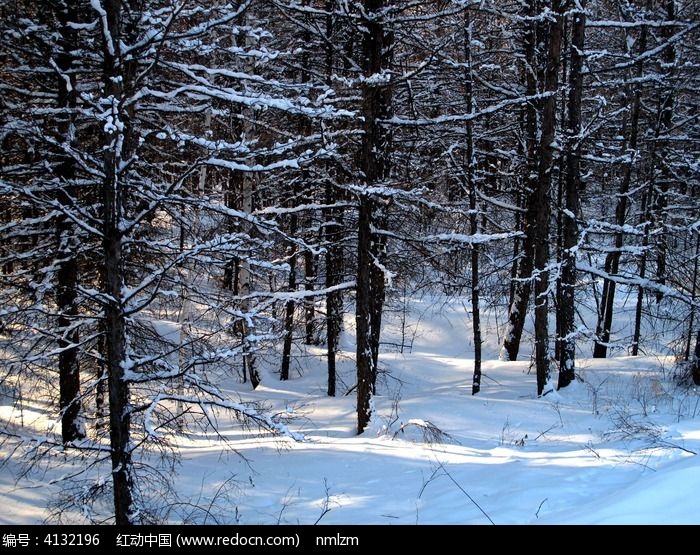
[281,207,298,381]
[554,14,569,366]
[501,1,539,362]
[325,180,342,397]
[238,172,259,388]
[652,0,676,303]
[692,330,700,386]
[99,0,134,525]
[54,0,84,444]
[533,0,562,395]
[684,236,700,362]
[223,173,240,293]
[593,16,646,358]
[462,12,481,396]
[324,2,340,397]
[632,188,651,356]
[369,229,386,393]
[57,227,83,443]
[558,2,585,388]
[95,326,107,430]
[356,197,373,433]
[304,250,316,344]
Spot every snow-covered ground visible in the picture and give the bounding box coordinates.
[1,296,699,524]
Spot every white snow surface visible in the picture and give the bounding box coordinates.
[1,296,699,524]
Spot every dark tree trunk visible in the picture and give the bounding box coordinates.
[304,250,316,345]
[325,183,342,397]
[558,2,585,389]
[280,209,298,381]
[684,236,699,362]
[95,325,107,430]
[99,0,134,525]
[533,0,562,395]
[356,197,373,433]
[593,16,646,358]
[369,229,386,393]
[554,14,569,366]
[355,0,392,433]
[692,330,700,386]
[57,226,83,443]
[632,189,651,356]
[238,172,259,389]
[223,174,240,293]
[502,2,539,362]
[54,0,84,444]
[324,4,341,397]
[462,12,482,396]
[652,0,676,304]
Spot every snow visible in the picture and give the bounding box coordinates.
[2,296,699,524]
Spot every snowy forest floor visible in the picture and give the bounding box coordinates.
[2,295,700,524]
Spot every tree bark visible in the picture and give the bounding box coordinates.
[692,329,700,386]
[356,0,392,433]
[324,2,341,397]
[652,0,676,303]
[325,179,342,397]
[281,204,298,381]
[533,0,562,395]
[238,171,260,389]
[593,13,646,358]
[462,11,482,396]
[304,250,316,344]
[684,236,699,362]
[356,197,373,433]
[54,0,84,444]
[369,228,386,393]
[558,2,585,388]
[632,188,651,356]
[98,0,134,525]
[501,1,539,362]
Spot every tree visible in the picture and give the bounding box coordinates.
[355,0,394,433]
[558,1,586,388]
[1,0,337,523]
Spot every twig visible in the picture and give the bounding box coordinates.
[313,478,333,525]
[535,498,548,519]
[533,424,559,441]
[435,461,495,525]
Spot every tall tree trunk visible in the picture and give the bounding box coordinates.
[56,225,83,443]
[324,2,341,397]
[238,171,259,388]
[95,321,107,430]
[558,2,585,388]
[369,229,386,393]
[281,206,298,381]
[554,14,569,366]
[356,197,373,433]
[684,236,700,362]
[98,0,134,525]
[462,12,482,396]
[533,0,562,395]
[356,0,392,433]
[692,330,700,386]
[501,1,539,362]
[652,0,676,303]
[325,179,342,397]
[304,250,316,344]
[632,187,651,356]
[54,0,84,444]
[223,173,240,293]
[593,15,646,358]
